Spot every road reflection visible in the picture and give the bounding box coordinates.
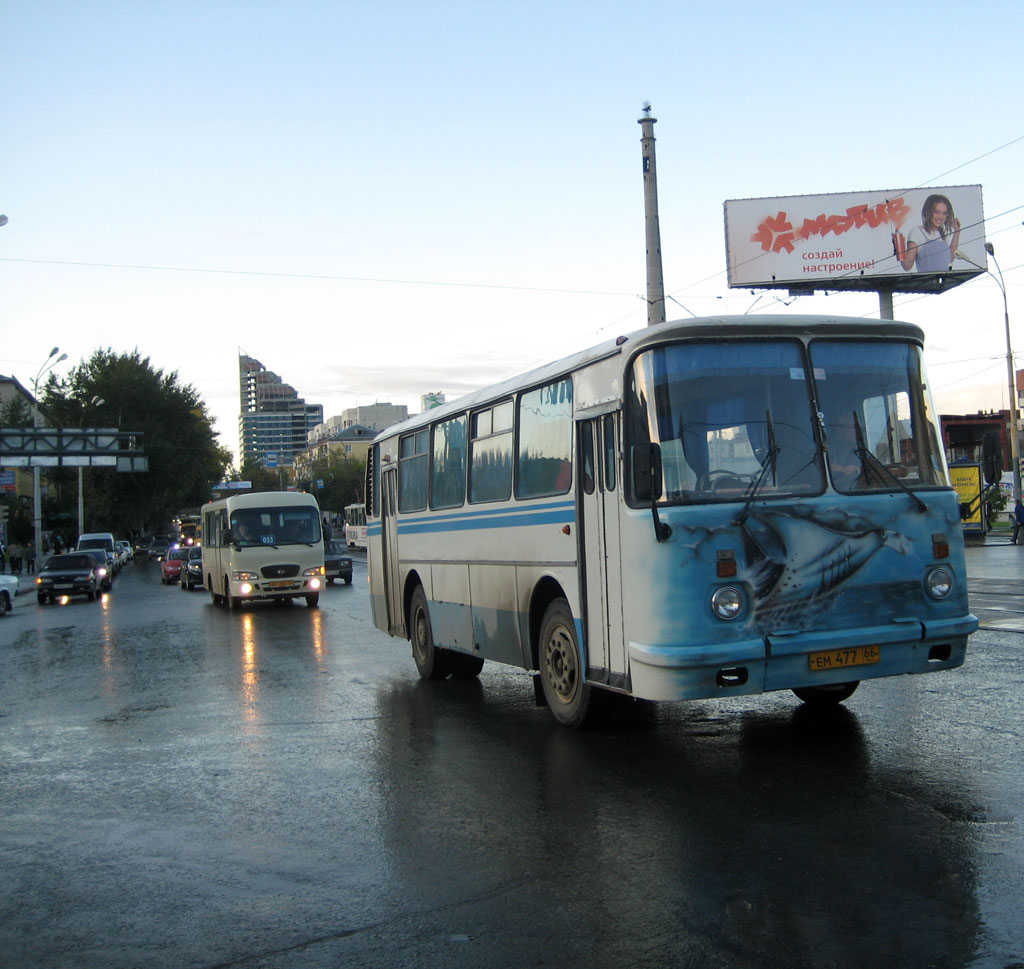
[371,680,981,968]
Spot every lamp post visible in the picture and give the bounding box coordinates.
[78,396,105,537]
[32,347,68,566]
[985,243,1019,502]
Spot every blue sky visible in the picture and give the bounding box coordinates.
[3,1,1023,465]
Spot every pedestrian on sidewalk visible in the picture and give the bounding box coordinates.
[1013,497,1024,544]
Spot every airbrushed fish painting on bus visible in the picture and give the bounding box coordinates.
[365,315,978,728]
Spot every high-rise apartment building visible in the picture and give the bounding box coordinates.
[238,354,323,468]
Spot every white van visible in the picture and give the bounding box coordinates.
[202,492,324,609]
[76,532,118,574]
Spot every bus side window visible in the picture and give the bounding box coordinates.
[603,413,616,492]
[580,423,595,495]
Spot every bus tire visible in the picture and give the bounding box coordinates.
[226,577,241,610]
[449,653,485,679]
[792,681,859,705]
[538,598,612,729]
[409,586,452,680]
[305,593,319,608]
[209,577,223,606]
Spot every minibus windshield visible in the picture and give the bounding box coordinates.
[229,506,323,547]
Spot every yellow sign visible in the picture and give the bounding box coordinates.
[950,464,983,528]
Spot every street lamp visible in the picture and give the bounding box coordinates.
[982,243,1019,502]
[32,348,68,566]
[78,396,105,536]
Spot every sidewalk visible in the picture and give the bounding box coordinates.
[963,533,1024,582]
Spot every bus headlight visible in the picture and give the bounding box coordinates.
[232,571,258,581]
[925,566,953,600]
[303,567,322,576]
[711,586,744,621]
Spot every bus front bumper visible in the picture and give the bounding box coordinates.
[627,615,977,702]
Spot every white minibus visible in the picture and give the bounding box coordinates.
[202,491,325,609]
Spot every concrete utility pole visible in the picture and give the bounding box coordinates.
[638,104,666,327]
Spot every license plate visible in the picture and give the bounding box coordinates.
[55,584,73,590]
[808,645,881,671]
[267,580,292,589]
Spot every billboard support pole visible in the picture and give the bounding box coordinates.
[638,104,665,327]
[879,289,894,321]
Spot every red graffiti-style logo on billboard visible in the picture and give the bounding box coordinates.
[751,197,914,253]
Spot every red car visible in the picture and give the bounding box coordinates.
[160,546,190,584]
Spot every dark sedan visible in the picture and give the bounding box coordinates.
[324,540,353,585]
[180,545,205,590]
[36,553,105,604]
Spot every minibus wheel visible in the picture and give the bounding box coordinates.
[409,586,452,680]
[538,598,612,729]
[305,593,319,608]
[792,681,859,705]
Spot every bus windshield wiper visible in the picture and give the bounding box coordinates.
[736,410,779,525]
[853,412,927,512]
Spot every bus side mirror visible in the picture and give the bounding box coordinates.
[632,443,663,502]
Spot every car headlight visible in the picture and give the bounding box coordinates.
[303,567,324,576]
[925,566,953,600]
[711,586,744,621]
[232,571,259,581]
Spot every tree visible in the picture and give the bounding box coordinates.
[41,349,233,536]
[297,452,365,514]
[0,396,33,428]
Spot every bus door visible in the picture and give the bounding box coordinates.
[576,413,626,687]
[380,467,404,636]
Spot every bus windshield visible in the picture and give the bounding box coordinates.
[229,505,323,547]
[810,339,946,492]
[628,340,823,501]
[627,338,945,503]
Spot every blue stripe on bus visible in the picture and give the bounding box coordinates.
[366,501,575,536]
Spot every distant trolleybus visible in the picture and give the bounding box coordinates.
[365,315,977,728]
[202,491,325,609]
[344,502,367,550]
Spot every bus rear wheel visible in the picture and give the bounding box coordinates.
[538,598,612,729]
[409,586,452,680]
[792,681,859,705]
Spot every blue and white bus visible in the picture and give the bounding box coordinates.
[365,315,977,728]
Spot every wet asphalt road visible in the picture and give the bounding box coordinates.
[1,549,1022,969]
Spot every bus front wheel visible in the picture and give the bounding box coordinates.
[792,681,859,705]
[409,586,452,680]
[538,598,612,729]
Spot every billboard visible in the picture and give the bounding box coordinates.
[724,185,986,294]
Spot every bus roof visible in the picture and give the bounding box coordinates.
[374,314,927,442]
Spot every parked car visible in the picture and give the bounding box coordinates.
[35,553,104,604]
[116,540,133,564]
[160,546,189,584]
[0,573,19,616]
[324,539,353,585]
[179,545,204,590]
[75,548,113,591]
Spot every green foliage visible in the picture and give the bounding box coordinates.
[41,349,233,535]
[297,453,365,513]
[0,396,33,428]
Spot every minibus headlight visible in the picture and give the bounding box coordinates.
[232,571,258,581]
[302,567,322,577]
[925,566,953,600]
[711,586,744,621]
